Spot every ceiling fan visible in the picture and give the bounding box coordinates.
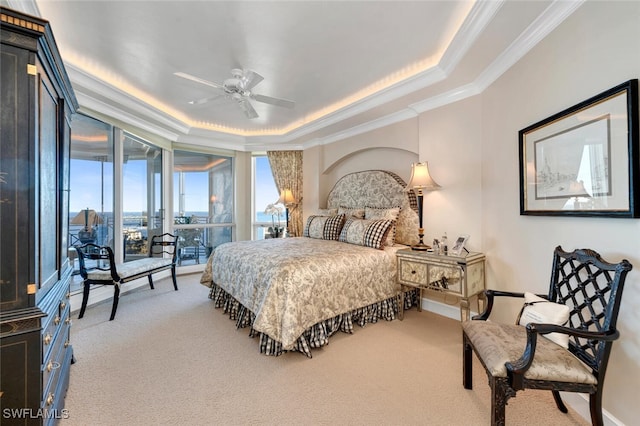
[174,68,295,119]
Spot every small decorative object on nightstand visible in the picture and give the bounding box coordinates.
[396,248,486,321]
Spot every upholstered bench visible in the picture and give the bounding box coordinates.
[75,233,178,320]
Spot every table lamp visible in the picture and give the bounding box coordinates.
[407,162,441,251]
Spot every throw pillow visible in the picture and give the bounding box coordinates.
[338,206,365,219]
[518,292,571,348]
[364,206,400,247]
[338,217,393,250]
[303,213,345,240]
[316,208,338,216]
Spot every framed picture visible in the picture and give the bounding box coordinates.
[450,235,469,256]
[519,79,639,217]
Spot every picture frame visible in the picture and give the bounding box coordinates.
[450,235,469,256]
[519,79,639,217]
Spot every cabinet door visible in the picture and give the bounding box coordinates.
[37,64,62,298]
[0,44,36,312]
[0,330,42,425]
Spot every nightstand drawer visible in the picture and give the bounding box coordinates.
[426,264,463,295]
[398,258,428,286]
[396,248,486,321]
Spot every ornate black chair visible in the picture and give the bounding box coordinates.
[462,246,632,426]
[75,233,178,320]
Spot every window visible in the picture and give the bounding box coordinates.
[252,155,282,239]
[173,150,233,266]
[69,114,114,250]
[122,133,164,262]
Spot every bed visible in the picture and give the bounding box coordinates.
[200,169,420,357]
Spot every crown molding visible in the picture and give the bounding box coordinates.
[304,108,419,150]
[25,0,583,151]
[474,0,586,91]
[312,0,584,147]
[67,64,192,135]
[50,1,500,148]
[438,0,505,75]
[76,93,181,142]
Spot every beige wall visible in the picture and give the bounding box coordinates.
[301,1,640,423]
[302,118,419,218]
[480,2,640,423]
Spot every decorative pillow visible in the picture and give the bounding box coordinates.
[338,217,394,250]
[303,214,345,240]
[364,206,400,247]
[518,292,571,348]
[338,206,365,219]
[316,208,338,216]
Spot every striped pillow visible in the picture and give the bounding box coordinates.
[338,217,394,250]
[303,213,346,240]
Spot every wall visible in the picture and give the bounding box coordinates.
[479,2,640,423]
[303,1,640,423]
[419,95,483,253]
[303,118,418,217]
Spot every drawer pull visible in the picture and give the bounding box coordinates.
[46,393,55,406]
[46,361,61,372]
[60,301,67,310]
[65,317,72,325]
[43,333,52,345]
[66,292,71,299]
[64,340,70,348]
[54,315,61,325]
[411,270,416,274]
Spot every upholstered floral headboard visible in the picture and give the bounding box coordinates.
[326,170,420,246]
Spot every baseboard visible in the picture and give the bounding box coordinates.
[421,297,622,426]
[559,393,623,426]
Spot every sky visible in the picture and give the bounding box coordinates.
[69,156,279,220]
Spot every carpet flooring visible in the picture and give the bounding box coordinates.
[61,273,588,425]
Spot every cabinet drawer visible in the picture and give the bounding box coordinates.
[41,285,70,360]
[42,312,70,406]
[398,259,428,286]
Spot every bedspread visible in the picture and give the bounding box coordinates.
[200,237,401,350]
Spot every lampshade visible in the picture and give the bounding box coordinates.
[277,189,296,206]
[407,162,441,191]
[70,208,104,227]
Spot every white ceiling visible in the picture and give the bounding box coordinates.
[15,0,583,150]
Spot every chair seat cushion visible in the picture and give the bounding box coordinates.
[462,320,597,385]
[86,258,173,281]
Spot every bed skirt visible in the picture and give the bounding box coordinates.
[208,283,419,358]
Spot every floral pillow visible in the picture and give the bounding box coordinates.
[338,217,394,250]
[364,206,400,247]
[316,208,338,216]
[303,213,346,240]
[518,292,571,348]
[338,206,365,219]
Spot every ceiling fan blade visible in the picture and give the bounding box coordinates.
[174,72,224,90]
[188,94,224,105]
[238,99,258,119]
[252,93,295,109]
[242,69,264,91]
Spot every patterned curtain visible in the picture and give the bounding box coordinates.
[267,151,303,237]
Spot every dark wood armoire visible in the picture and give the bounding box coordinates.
[1,7,78,425]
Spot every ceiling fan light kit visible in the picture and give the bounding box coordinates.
[175,68,295,119]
